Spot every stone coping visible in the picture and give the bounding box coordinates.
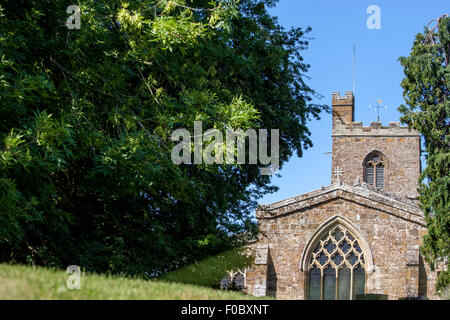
[256,183,424,225]
[332,121,420,137]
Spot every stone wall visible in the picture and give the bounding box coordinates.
[332,91,354,127]
[331,122,421,200]
[244,186,439,300]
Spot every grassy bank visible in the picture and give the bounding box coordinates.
[0,264,267,300]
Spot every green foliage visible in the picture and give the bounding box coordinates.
[398,15,450,292]
[158,248,253,288]
[0,0,324,278]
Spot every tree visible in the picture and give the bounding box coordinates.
[398,15,450,293]
[0,0,324,276]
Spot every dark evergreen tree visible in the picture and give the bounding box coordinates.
[398,15,450,293]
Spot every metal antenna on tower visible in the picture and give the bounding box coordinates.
[353,44,356,96]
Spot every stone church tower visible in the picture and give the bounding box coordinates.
[242,92,440,300]
[330,92,421,199]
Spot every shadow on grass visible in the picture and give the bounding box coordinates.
[158,248,253,289]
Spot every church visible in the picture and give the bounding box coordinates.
[242,91,440,300]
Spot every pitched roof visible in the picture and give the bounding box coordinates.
[256,183,425,226]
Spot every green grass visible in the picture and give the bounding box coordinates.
[0,263,268,300]
[159,249,253,287]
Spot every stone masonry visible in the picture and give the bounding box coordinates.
[331,92,421,200]
[244,92,440,300]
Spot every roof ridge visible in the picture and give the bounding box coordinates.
[257,183,423,223]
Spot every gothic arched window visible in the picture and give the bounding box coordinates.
[307,225,366,300]
[363,152,385,189]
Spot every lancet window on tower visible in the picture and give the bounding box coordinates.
[363,152,385,189]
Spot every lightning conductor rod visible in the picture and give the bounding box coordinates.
[353,44,356,98]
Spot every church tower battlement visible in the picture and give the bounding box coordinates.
[331,92,421,200]
[332,91,354,127]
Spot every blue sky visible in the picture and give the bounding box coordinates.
[258,0,449,205]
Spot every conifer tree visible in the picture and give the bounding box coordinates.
[399,15,450,292]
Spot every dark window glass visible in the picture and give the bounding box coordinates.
[339,240,351,254]
[323,266,336,300]
[332,253,344,266]
[365,165,374,185]
[338,267,351,300]
[376,165,384,189]
[309,266,321,300]
[353,265,365,299]
[348,252,358,266]
[332,228,344,241]
[325,241,336,254]
[318,252,328,266]
[346,232,355,242]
